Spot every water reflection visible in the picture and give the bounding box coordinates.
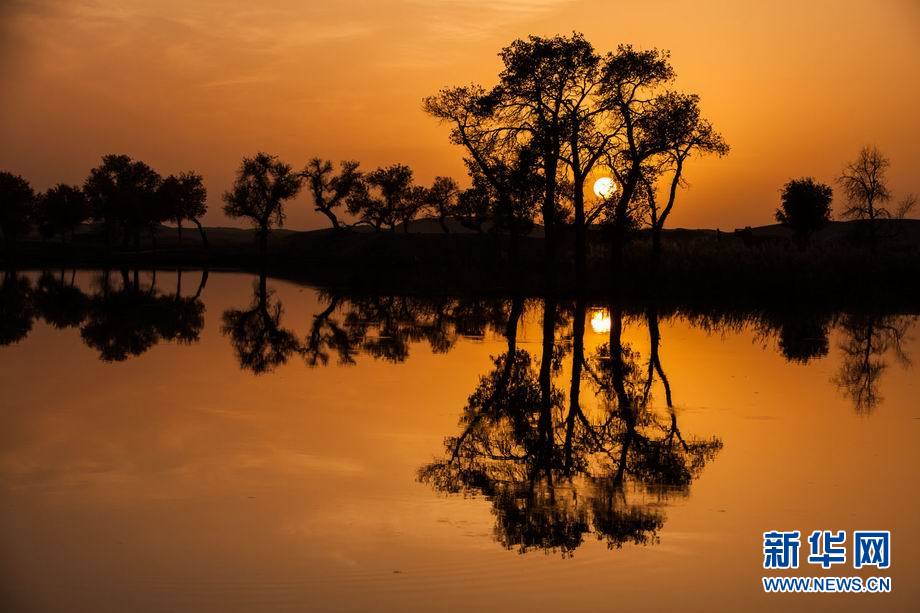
[0,272,34,345]
[834,314,912,414]
[1,269,916,420]
[1,268,206,361]
[2,269,916,419]
[418,299,722,555]
[221,273,300,374]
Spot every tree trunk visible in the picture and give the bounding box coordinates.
[258,224,268,255]
[193,268,209,299]
[542,149,559,283]
[192,218,209,249]
[538,294,557,473]
[564,295,586,471]
[177,218,183,244]
[258,270,268,306]
[569,126,587,288]
[573,175,586,289]
[319,208,340,229]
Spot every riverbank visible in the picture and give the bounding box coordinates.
[3,219,919,303]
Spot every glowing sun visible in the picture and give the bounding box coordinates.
[590,309,612,334]
[593,177,617,199]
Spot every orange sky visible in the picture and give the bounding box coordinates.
[1,0,918,231]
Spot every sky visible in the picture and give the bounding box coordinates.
[1,0,918,231]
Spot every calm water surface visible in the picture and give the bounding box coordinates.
[1,270,918,612]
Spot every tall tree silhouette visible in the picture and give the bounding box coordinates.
[490,34,597,278]
[303,158,362,229]
[641,92,729,258]
[838,146,892,223]
[426,35,592,275]
[426,36,726,278]
[600,46,680,268]
[223,153,302,253]
[0,172,35,248]
[158,172,208,247]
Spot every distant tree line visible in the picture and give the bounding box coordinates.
[775,146,916,246]
[0,154,208,251]
[221,152,498,254]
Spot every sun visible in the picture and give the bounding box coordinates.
[593,176,617,199]
[590,309,611,334]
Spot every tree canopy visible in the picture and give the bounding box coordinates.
[775,177,833,243]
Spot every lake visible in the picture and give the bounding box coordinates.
[1,270,917,612]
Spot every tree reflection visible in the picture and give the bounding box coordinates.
[1,269,208,358]
[82,269,206,361]
[302,294,357,367]
[775,313,832,364]
[221,272,300,374]
[419,298,722,556]
[32,270,90,330]
[833,314,913,414]
[4,269,919,420]
[0,271,34,346]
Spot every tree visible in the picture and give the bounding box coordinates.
[895,194,917,220]
[426,36,726,281]
[837,146,892,222]
[0,171,35,246]
[222,152,302,253]
[641,92,729,257]
[159,172,209,248]
[455,178,492,233]
[599,46,680,267]
[35,184,89,243]
[347,164,419,231]
[425,34,596,276]
[303,158,362,229]
[83,154,162,249]
[424,176,459,233]
[775,177,833,245]
[491,34,600,275]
